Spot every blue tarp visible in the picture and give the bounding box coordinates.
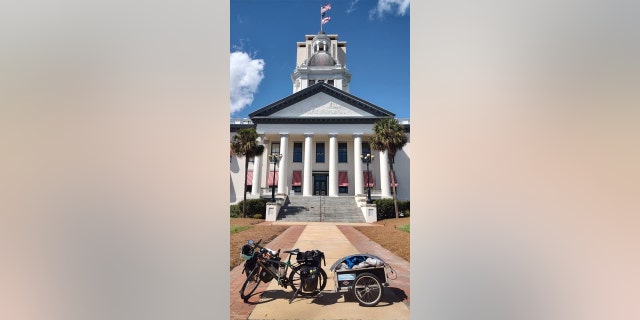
[329,253,386,272]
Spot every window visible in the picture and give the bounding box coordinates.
[338,171,349,194]
[316,142,325,163]
[318,79,325,83]
[293,142,302,162]
[338,142,348,163]
[328,79,334,86]
[271,142,280,155]
[292,186,302,193]
[362,142,371,160]
[309,80,315,85]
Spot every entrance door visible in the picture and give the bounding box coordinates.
[313,174,328,195]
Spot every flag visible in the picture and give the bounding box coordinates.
[321,4,331,14]
[321,16,331,25]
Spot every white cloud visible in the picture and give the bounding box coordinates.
[369,0,410,19]
[346,0,360,14]
[230,51,264,114]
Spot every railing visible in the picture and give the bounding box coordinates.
[230,118,253,125]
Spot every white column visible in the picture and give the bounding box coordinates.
[251,134,264,195]
[379,150,391,198]
[303,133,313,196]
[353,134,363,195]
[328,133,338,197]
[277,133,289,194]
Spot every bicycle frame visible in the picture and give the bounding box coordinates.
[249,251,297,287]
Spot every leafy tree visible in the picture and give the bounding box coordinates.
[231,128,265,217]
[370,118,408,219]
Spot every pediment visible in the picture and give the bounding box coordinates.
[270,93,374,117]
[249,82,394,123]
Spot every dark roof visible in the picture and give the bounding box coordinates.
[248,82,395,124]
[230,123,256,132]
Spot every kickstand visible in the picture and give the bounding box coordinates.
[289,287,302,304]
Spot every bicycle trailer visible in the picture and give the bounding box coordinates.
[329,254,397,307]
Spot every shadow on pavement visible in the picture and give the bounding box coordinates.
[246,287,406,307]
[387,287,408,302]
[245,289,324,305]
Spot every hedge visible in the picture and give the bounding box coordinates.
[230,204,241,218]
[374,199,410,220]
[233,198,269,218]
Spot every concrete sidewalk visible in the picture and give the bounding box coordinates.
[247,223,410,320]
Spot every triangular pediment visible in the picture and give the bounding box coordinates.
[270,93,375,117]
[249,82,394,124]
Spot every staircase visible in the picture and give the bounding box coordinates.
[277,195,365,223]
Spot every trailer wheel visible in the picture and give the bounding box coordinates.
[352,272,383,306]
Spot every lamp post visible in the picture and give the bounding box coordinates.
[269,153,282,202]
[360,153,375,204]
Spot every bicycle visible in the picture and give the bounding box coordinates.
[239,239,327,303]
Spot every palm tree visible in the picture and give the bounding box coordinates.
[370,118,408,219]
[231,128,265,217]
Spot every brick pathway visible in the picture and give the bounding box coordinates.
[229,225,306,320]
[337,225,411,308]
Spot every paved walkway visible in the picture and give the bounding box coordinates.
[230,222,410,320]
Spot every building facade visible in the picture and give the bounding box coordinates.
[230,32,410,206]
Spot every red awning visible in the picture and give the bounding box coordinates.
[267,171,279,187]
[246,171,253,185]
[363,171,375,188]
[339,171,349,187]
[292,171,302,186]
[389,171,398,187]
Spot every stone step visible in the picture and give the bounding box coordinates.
[277,196,365,223]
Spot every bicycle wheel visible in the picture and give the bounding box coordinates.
[288,265,327,296]
[352,272,383,307]
[240,266,262,301]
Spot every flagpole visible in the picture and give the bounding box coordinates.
[320,6,323,33]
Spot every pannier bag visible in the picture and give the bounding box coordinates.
[296,250,325,267]
[241,244,253,260]
[300,266,319,291]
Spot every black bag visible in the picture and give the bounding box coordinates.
[297,250,324,267]
[300,266,319,291]
[243,255,257,276]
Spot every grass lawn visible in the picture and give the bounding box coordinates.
[230,225,251,234]
[397,224,410,233]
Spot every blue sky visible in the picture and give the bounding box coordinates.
[230,0,410,119]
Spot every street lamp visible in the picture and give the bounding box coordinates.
[269,153,282,202]
[360,153,375,204]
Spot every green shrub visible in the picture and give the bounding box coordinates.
[252,213,264,219]
[236,198,268,217]
[374,199,395,219]
[375,199,410,220]
[230,204,241,218]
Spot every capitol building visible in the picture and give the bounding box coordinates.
[230,31,410,221]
